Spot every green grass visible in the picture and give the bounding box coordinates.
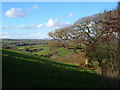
[32,45,51,55]
[17,45,81,57]
[16,45,50,55]
[17,45,47,50]
[57,47,81,56]
[2,49,108,88]
[57,47,70,56]
[32,45,48,48]
[33,49,51,55]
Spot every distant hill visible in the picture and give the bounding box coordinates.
[2,39,52,47]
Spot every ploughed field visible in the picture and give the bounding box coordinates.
[2,49,108,88]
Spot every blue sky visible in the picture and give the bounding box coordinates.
[1,2,118,39]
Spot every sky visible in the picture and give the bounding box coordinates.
[1,2,118,39]
[2,0,119,2]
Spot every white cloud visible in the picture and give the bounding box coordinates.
[68,13,75,17]
[32,4,39,9]
[5,8,29,18]
[59,22,70,27]
[1,24,43,29]
[37,24,43,28]
[31,32,49,39]
[46,19,70,28]
[0,25,4,29]
[28,4,39,10]
[46,19,58,28]
[1,32,50,39]
[0,32,13,39]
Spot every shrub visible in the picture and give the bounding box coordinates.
[48,40,62,54]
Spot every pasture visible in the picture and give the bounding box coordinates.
[2,49,108,88]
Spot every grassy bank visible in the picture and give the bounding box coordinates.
[2,49,108,88]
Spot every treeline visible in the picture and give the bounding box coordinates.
[48,3,120,87]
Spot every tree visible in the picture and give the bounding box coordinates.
[48,40,62,55]
[48,5,119,84]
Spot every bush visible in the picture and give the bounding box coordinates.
[48,40,62,54]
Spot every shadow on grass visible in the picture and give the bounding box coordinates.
[100,75,120,88]
[2,49,109,88]
[2,49,82,69]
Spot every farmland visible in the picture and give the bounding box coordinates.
[2,39,82,64]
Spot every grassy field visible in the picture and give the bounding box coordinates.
[17,45,80,57]
[17,45,48,50]
[2,49,108,88]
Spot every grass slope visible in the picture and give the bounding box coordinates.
[2,49,107,88]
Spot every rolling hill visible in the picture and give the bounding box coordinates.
[2,49,107,88]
